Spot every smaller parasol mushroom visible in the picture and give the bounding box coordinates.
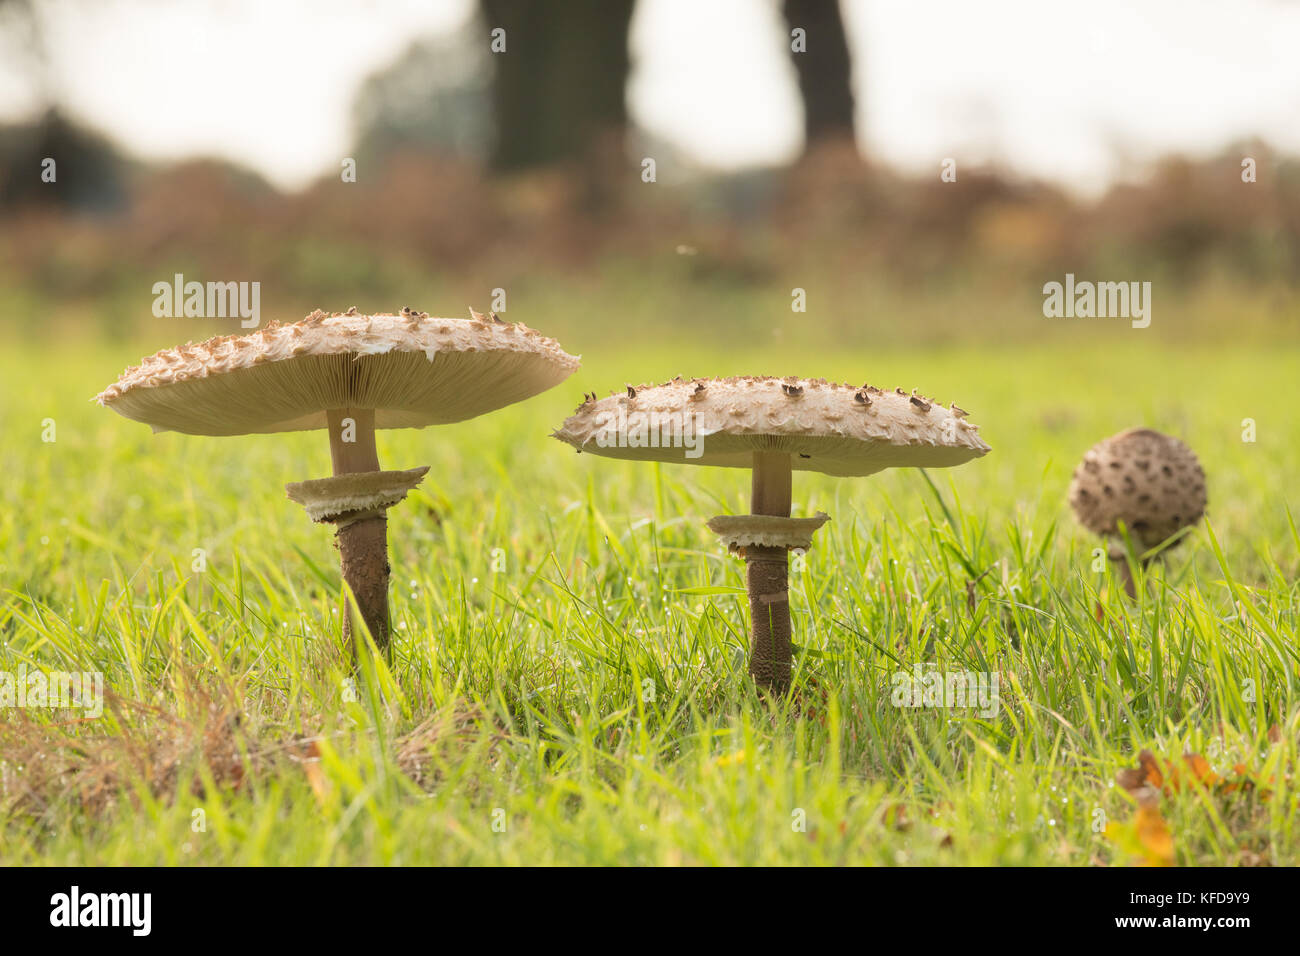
[552,376,991,692]
[98,307,579,657]
[1067,427,1207,597]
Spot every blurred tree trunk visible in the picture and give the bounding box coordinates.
[481,0,635,173]
[782,0,856,147]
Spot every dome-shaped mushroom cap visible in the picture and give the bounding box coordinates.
[96,309,580,435]
[1068,428,1207,550]
[552,376,991,477]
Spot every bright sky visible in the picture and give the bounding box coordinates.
[2,0,1299,194]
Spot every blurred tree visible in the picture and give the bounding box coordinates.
[352,29,492,167]
[480,0,635,172]
[781,0,856,148]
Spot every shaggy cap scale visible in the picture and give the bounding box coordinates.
[1068,428,1207,550]
[96,309,580,435]
[552,376,990,477]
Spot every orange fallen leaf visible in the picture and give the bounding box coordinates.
[1166,752,1218,792]
[1106,800,1174,867]
[1133,804,1175,866]
[1117,750,1220,797]
[882,803,910,831]
[1117,749,1161,792]
[301,739,330,805]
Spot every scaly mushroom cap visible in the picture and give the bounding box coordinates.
[96,309,580,435]
[552,376,990,477]
[1068,428,1207,551]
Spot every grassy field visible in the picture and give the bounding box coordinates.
[1,324,1298,865]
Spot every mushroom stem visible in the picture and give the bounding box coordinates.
[327,408,390,655]
[747,451,793,692]
[1105,538,1140,600]
[328,408,380,474]
[1112,556,1139,599]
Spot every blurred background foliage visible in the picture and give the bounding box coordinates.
[0,0,1295,352]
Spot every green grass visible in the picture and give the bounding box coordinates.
[1,330,1298,865]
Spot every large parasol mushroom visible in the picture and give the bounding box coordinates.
[552,376,991,691]
[98,307,579,656]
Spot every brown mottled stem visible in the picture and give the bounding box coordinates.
[747,451,793,692]
[1105,538,1139,600]
[1113,556,1138,599]
[327,408,390,655]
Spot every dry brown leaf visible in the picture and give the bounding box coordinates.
[300,739,330,806]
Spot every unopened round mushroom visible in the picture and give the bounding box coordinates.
[1067,427,1207,596]
[98,307,579,655]
[552,376,991,691]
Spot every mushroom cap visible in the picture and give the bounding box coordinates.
[96,309,580,435]
[552,376,990,477]
[1068,428,1207,551]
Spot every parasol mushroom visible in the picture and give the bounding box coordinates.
[97,307,579,656]
[1068,427,1207,597]
[552,376,991,691]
